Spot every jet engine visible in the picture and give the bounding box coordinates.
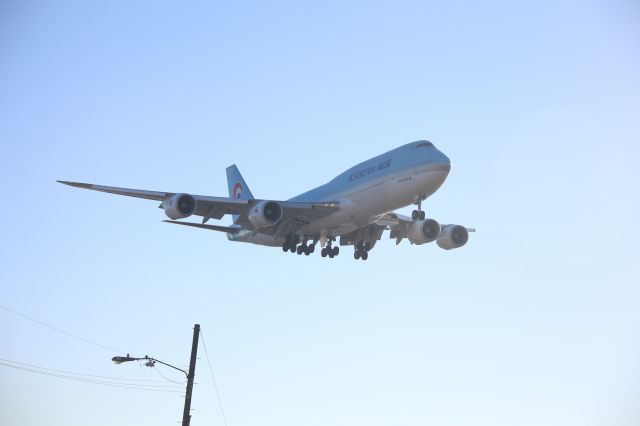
[407,218,440,245]
[162,193,196,220]
[436,225,469,250]
[248,201,283,227]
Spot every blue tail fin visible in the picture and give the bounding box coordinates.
[226,164,254,223]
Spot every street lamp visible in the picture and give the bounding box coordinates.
[112,324,200,426]
[112,354,188,376]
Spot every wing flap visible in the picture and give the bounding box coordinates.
[192,196,248,220]
[279,201,340,224]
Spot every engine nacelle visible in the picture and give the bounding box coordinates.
[407,219,440,245]
[436,225,469,250]
[248,201,283,227]
[162,193,196,220]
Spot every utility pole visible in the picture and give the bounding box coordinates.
[112,323,202,425]
[182,323,200,426]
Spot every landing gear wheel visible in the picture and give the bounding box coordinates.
[290,245,296,253]
[412,209,426,220]
[354,251,360,260]
[282,243,289,252]
[361,251,369,260]
[332,246,339,256]
[296,246,304,255]
[308,244,315,254]
[321,248,327,258]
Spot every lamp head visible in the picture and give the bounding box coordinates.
[112,354,138,364]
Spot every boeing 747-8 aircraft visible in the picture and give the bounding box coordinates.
[58,140,474,260]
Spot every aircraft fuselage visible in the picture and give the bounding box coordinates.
[229,141,451,246]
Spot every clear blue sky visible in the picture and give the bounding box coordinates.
[1,1,639,425]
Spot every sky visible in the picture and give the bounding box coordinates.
[1,1,639,425]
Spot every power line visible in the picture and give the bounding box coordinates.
[152,362,186,385]
[200,331,229,426]
[0,359,181,388]
[0,304,122,353]
[0,361,182,393]
[0,358,169,382]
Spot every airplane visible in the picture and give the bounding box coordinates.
[58,140,474,260]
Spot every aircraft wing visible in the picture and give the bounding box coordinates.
[57,181,339,233]
[57,180,248,220]
[376,211,475,244]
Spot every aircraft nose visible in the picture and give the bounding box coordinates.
[442,160,451,175]
[433,150,451,181]
[437,149,451,168]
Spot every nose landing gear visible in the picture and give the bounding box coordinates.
[412,197,426,220]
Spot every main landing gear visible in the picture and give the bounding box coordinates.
[354,242,371,261]
[283,234,334,257]
[283,235,317,256]
[320,246,339,258]
[282,235,299,253]
[320,239,339,259]
[296,241,315,256]
[282,234,376,261]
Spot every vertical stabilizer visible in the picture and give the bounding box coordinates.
[226,164,254,222]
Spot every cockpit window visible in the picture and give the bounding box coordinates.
[416,141,434,148]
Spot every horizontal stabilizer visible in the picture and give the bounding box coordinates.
[163,220,240,234]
